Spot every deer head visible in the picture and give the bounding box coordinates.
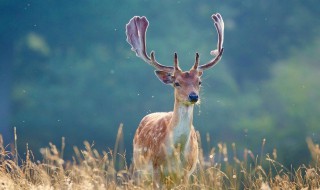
[126,13,224,105]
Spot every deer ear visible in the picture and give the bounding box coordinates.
[154,70,174,84]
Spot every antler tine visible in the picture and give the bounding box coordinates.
[150,51,175,72]
[126,16,174,73]
[174,52,181,71]
[192,52,200,70]
[198,13,224,71]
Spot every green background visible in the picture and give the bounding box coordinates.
[0,0,319,167]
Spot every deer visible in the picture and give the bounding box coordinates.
[126,13,224,188]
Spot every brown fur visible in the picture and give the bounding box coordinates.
[133,69,201,187]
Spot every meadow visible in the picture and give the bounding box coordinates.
[1,127,319,190]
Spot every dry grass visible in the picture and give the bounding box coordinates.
[0,127,320,190]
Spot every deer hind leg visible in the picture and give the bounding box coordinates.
[132,151,153,187]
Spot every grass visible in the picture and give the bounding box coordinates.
[0,126,320,189]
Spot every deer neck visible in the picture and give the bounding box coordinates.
[169,99,194,146]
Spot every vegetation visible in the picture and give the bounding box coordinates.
[1,129,320,189]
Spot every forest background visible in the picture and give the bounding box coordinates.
[0,0,319,167]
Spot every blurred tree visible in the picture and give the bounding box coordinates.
[0,42,12,143]
[222,0,320,83]
[261,39,320,165]
[0,1,29,143]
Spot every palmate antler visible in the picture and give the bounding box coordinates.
[126,16,174,73]
[126,13,224,73]
[197,13,224,71]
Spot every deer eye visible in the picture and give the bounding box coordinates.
[174,82,181,87]
[199,81,202,86]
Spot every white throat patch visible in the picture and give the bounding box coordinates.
[172,105,193,146]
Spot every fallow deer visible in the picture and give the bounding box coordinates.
[126,13,224,188]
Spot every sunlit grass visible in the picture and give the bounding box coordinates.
[0,126,319,189]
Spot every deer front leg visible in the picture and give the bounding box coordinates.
[152,165,161,189]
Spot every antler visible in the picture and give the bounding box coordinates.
[197,13,224,71]
[126,16,174,73]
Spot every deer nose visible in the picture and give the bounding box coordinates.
[188,92,198,103]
